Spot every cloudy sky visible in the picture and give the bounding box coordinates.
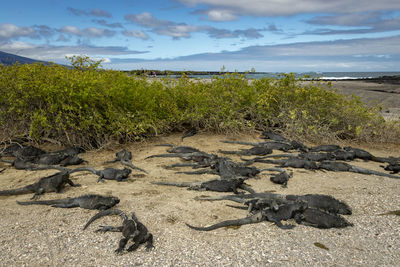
[1,0,400,71]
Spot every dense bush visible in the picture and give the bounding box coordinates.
[0,57,399,148]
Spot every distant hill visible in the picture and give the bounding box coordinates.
[0,51,49,65]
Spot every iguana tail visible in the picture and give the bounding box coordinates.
[220,140,258,146]
[151,181,195,187]
[0,185,34,196]
[68,167,98,175]
[145,153,181,159]
[218,150,240,155]
[185,212,264,231]
[17,199,65,206]
[350,166,400,179]
[83,208,127,230]
[121,160,148,174]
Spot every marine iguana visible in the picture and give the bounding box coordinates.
[2,147,86,169]
[381,162,400,174]
[249,152,332,162]
[309,145,342,152]
[343,146,397,163]
[58,155,87,166]
[286,194,352,215]
[1,157,70,171]
[252,158,319,170]
[54,146,85,156]
[69,167,132,182]
[32,146,85,166]
[12,145,46,159]
[218,146,273,156]
[145,145,202,160]
[294,208,353,229]
[196,192,352,215]
[83,209,153,253]
[156,144,201,154]
[181,127,198,140]
[105,149,147,174]
[317,161,400,179]
[178,156,262,179]
[212,157,261,179]
[0,171,80,199]
[186,201,307,231]
[162,152,218,170]
[17,194,120,210]
[152,177,255,194]
[269,169,293,187]
[220,140,294,152]
[260,132,309,152]
[0,143,24,157]
[260,131,288,142]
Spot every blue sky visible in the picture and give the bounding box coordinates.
[1,0,400,71]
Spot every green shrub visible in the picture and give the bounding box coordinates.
[0,57,398,148]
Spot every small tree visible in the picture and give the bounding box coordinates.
[66,55,104,71]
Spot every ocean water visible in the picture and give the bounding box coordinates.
[185,72,400,80]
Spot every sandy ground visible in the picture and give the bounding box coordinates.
[0,132,399,266]
[0,80,399,266]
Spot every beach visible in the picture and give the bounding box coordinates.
[0,79,399,266]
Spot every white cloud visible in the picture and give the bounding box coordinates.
[205,9,238,21]
[125,12,205,39]
[0,24,35,40]
[125,12,161,28]
[59,26,115,38]
[0,42,148,62]
[177,0,400,16]
[60,26,81,35]
[125,12,264,39]
[67,7,112,18]
[122,30,150,40]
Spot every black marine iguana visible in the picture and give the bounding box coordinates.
[83,209,153,253]
[317,161,400,179]
[343,146,398,163]
[186,201,307,231]
[0,171,80,199]
[192,193,353,229]
[218,146,273,156]
[181,127,198,140]
[260,131,288,142]
[178,157,261,179]
[0,143,24,157]
[69,167,132,182]
[248,158,319,170]
[381,162,400,174]
[105,149,147,174]
[145,144,202,159]
[0,157,70,171]
[1,145,86,169]
[11,145,46,159]
[196,192,352,216]
[17,194,120,210]
[294,208,353,229]
[152,177,255,194]
[221,140,294,152]
[269,169,293,187]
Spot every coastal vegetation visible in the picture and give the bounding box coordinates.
[0,56,399,148]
